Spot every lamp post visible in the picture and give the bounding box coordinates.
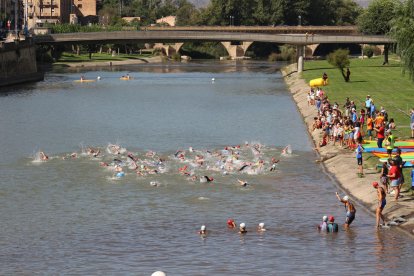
[229,15,234,26]
[298,15,302,26]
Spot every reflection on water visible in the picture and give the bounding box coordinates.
[0,61,412,274]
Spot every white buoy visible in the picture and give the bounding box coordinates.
[211,78,215,82]
[151,272,166,276]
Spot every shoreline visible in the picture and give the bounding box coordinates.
[50,56,164,68]
[281,64,414,237]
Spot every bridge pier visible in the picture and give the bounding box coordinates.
[221,41,253,59]
[297,45,305,73]
[154,43,184,56]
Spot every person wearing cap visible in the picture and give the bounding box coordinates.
[335,192,357,228]
[227,219,236,229]
[385,129,395,158]
[198,225,207,235]
[327,216,339,233]
[318,216,329,232]
[372,182,386,228]
[257,222,266,232]
[366,114,374,141]
[239,223,247,234]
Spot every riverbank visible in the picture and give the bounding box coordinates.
[282,63,414,236]
[52,56,163,68]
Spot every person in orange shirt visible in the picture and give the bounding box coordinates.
[374,112,385,128]
[366,114,374,141]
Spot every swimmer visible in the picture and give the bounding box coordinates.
[80,75,85,81]
[257,222,266,232]
[97,76,101,80]
[335,192,356,229]
[203,176,214,182]
[327,216,339,233]
[318,215,328,232]
[70,152,78,158]
[237,179,248,187]
[373,182,386,228]
[227,219,236,229]
[199,225,207,235]
[239,223,247,234]
[126,74,130,80]
[127,152,138,162]
[100,162,109,167]
[39,151,49,161]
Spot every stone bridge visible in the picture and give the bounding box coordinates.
[34,28,394,72]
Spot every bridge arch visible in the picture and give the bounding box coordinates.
[312,43,362,56]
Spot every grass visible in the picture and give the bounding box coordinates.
[302,56,414,193]
[56,52,154,63]
[302,56,414,138]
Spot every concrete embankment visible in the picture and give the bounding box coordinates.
[0,39,44,87]
[281,63,414,236]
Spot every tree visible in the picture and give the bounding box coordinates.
[327,49,350,82]
[391,0,414,82]
[357,0,397,35]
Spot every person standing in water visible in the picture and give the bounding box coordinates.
[335,192,356,229]
[372,182,386,228]
[327,216,339,233]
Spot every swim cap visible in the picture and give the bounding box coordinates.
[240,223,246,228]
[328,216,335,222]
[372,182,379,188]
[259,222,265,228]
[227,219,234,225]
[343,195,349,202]
[151,272,166,276]
[322,216,328,222]
[201,225,206,231]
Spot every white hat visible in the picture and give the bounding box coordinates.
[323,215,328,222]
[240,223,246,228]
[343,195,349,201]
[351,108,356,111]
[200,225,206,231]
[259,222,265,228]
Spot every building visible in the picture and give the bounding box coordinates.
[21,0,96,29]
[156,16,176,27]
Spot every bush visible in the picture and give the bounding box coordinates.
[363,46,374,58]
[171,53,181,61]
[279,45,296,61]
[268,52,278,62]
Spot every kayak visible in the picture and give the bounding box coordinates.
[120,77,133,80]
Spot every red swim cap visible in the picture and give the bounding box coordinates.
[372,182,379,188]
[227,219,235,226]
[328,216,335,222]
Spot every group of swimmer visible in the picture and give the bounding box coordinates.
[198,219,266,237]
[318,192,357,233]
[33,142,291,187]
[78,74,132,82]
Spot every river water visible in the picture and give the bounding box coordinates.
[0,61,412,275]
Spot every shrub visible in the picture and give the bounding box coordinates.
[279,45,296,61]
[268,52,278,62]
[327,49,350,81]
[363,45,374,58]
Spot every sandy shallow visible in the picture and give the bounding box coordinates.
[53,56,163,68]
[282,63,414,237]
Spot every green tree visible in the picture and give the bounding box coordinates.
[391,0,414,82]
[357,0,397,34]
[327,49,350,82]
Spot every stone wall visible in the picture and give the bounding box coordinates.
[0,39,43,86]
